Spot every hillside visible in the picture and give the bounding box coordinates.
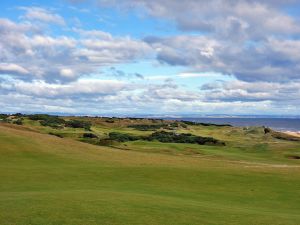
[2,114,300,163]
[1,117,300,225]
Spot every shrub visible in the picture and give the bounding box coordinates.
[0,114,9,120]
[181,124,188,128]
[97,139,115,146]
[128,123,180,131]
[27,114,66,128]
[264,127,271,134]
[65,120,91,130]
[169,122,179,127]
[108,132,139,142]
[13,119,23,125]
[83,133,98,138]
[40,117,65,128]
[105,119,115,123]
[146,131,225,146]
[106,131,225,146]
[128,124,164,131]
[28,114,52,121]
[127,117,143,120]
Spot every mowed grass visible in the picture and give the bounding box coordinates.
[1,124,300,225]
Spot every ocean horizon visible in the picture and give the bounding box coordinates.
[176,117,300,132]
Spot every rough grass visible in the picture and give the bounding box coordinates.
[1,123,300,225]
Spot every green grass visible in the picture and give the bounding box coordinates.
[1,123,300,225]
[20,116,300,162]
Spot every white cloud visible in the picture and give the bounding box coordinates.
[1,75,300,114]
[1,2,300,115]
[177,72,220,78]
[201,80,300,102]
[20,7,66,25]
[0,63,29,75]
[90,0,300,83]
[0,17,153,82]
[60,69,75,78]
[145,35,300,82]
[8,79,128,98]
[96,0,300,38]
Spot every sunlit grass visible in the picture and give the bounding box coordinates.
[1,121,300,225]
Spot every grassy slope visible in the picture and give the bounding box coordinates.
[1,123,300,225]
[21,117,300,164]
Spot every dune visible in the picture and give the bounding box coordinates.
[284,131,300,138]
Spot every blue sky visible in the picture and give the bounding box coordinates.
[0,0,300,115]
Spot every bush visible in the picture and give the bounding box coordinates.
[65,120,92,130]
[264,127,271,134]
[83,133,98,138]
[27,114,65,127]
[107,131,225,146]
[146,131,225,146]
[108,132,139,142]
[28,114,52,121]
[128,124,165,131]
[128,123,179,131]
[40,117,65,128]
[127,117,143,120]
[181,124,188,128]
[97,139,115,146]
[13,119,23,125]
[0,114,9,120]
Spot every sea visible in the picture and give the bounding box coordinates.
[177,118,300,132]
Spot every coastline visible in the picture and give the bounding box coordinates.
[180,118,300,133]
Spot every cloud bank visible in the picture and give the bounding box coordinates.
[0,1,300,115]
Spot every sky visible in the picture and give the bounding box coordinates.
[1,0,300,116]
